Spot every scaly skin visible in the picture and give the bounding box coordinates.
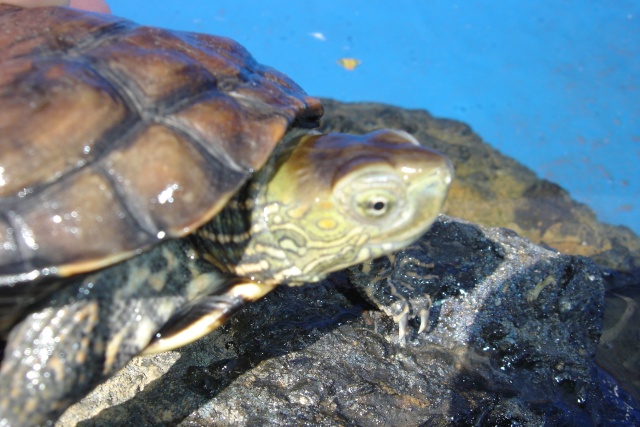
[0,129,452,426]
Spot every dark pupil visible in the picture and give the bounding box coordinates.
[372,201,385,211]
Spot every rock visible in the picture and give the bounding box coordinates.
[318,99,640,403]
[58,216,638,426]
[56,100,640,425]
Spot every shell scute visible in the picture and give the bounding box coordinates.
[0,61,126,198]
[100,123,242,236]
[11,168,146,275]
[86,27,222,104]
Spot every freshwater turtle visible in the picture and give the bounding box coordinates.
[0,5,453,425]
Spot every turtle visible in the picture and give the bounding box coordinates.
[0,5,453,426]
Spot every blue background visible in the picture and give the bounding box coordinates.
[108,0,640,235]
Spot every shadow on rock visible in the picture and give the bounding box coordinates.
[67,283,362,426]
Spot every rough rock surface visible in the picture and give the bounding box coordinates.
[58,216,639,426]
[56,100,640,425]
[319,99,640,402]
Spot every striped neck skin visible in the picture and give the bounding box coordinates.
[189,129,323,285]
[191,178,310,285]
[190,129,370,285]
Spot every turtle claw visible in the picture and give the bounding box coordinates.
[416,295,432,334]
[349,250,438,345]
[418,311,429,334]
[392,306,410,345]
[393,295,432,343]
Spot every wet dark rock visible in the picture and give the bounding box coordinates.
[58,100,640,425]
[58,216,638,426]
[319,99,640,403]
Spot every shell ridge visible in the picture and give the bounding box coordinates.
[66,20,138,55]
[82,57,151,121]
[151,79,219,116]
[0,6,136,63]
[32,20,137,62]
[92,162,160,240]
[157,114,247,174]
[0,210,33,276]
[0,112,142,209]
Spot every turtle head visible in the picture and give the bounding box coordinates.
[261,129,453,283]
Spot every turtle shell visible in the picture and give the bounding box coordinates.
[0,5,323,283]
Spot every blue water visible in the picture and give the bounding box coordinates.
[108,0,640,235]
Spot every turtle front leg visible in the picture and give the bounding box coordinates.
[348,248,438,345]
[144,280,276,354]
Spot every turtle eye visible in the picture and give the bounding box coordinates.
[359,194,392,218]
[332,163,407,225]
[352,188,404,224]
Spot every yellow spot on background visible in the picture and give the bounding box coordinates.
[337,58,361,71]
